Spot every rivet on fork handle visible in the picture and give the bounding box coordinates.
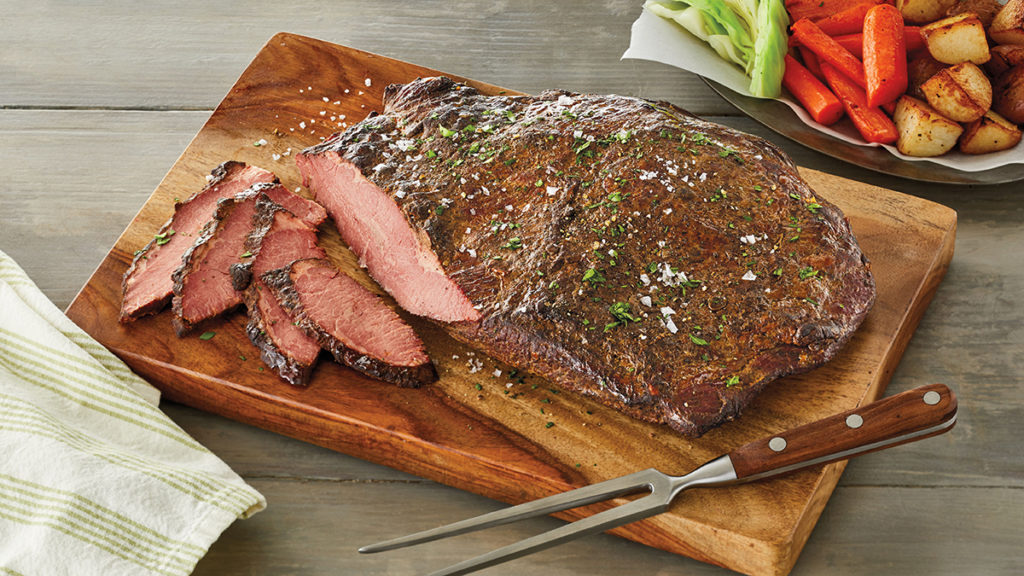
[729,383,957,482]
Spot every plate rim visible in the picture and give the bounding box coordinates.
[703,78,1024,186]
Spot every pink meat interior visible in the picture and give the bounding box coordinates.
[254,211,325,277]
[178,198,259,322]
[297,153,479,324]
[122,164,274,317]
[255,282,320,365]
[253,210,327,364]
[263,184,328,228]
[290,260,429,367]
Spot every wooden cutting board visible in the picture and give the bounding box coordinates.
[65,33,956,576]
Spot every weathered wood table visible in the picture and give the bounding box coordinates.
[2,2,1020,575]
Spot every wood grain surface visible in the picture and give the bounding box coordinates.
[4,3,1022,575]
[63,34,956,576]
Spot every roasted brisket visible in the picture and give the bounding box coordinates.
[297,77,876,435]
[120,161,275,321]
[239,196,327,386]
[261,258,437,387]
[170,181,327,335]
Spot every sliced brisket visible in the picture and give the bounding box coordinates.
[297,77,876,436]
[169,180,326,335]
[120,161,275,321]
[261,258,436,387]
[170,189,263,335]
[239,196,327,386]
[259,181,329,229]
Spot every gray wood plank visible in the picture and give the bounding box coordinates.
[0,110,207,305]
[1,0,732,114]
[191,478,1022,575]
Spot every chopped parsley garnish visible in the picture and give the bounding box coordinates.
[689,334,709,346]
[690,132,711,145]
[154,229,175,245]
[725,375,740,387]
[798,266,820,280]
[604,301,640,332]
[199,331,216,341]
[500,237,522,250]
[583,268,606,286]
[438,125,456,138]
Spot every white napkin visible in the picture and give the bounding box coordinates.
[0,249,266,575]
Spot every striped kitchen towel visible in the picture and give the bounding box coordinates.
[0,249,265,576]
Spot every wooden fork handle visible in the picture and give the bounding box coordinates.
[729,384,957,481]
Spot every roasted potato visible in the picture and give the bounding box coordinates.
[894,95,966,156]
[945,0,1001,27]
[986,45,1024,77]
[921,62,993,122]
[921,12,991,64]
[990,0,1024,46]
[993,64,1024,123]
[959,110,1024,153]
[909,55,951,99]
[898,0,958,24]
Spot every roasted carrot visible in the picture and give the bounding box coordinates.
[798,46,824,80]
[863,4,908,108]
[812,2,876,37]
[783,54,845,125]
[833,27,924,59]
[905,26,926,54]
[820,62,899,144]
[785,0,881,22]
[791,18,867,88]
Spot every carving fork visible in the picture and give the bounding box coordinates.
[360,384,957,575]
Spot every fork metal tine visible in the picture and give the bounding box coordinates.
[427,494,671,576]
[358,469,661,554]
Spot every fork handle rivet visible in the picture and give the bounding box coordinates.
[768,437,787,452]
[923,391,941,405]
[846,414,864,429]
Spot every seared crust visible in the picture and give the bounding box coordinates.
[120,161,276,322]
[228,185,285,291]
[169,188,265,335]
[261,260,437,388]
[302,77,876,436]
[243,283,319,386]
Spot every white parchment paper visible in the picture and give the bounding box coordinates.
[622,8,1024,172]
